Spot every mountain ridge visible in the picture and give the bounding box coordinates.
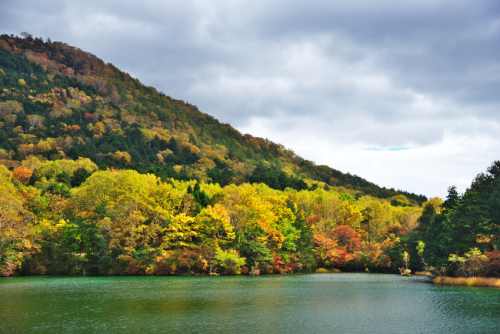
[0,33,426,204]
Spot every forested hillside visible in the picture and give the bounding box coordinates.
[0,33,426,202]
[1,32,497,278]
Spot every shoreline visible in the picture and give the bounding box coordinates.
[433,276,500,288]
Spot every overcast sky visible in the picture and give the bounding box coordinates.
[2,0,500,198]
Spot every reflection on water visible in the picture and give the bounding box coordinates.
[1,273,499,333]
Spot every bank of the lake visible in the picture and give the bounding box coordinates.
[1,273,499,333]
[434,276,500,288]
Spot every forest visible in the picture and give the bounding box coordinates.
[0,33,498,278]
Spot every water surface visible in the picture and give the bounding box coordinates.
[1,273,499,333]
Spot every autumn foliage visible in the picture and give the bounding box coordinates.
[13,166,33,185]
[4,33,495,279]
[481,250,500,277]
[0,161,427,276]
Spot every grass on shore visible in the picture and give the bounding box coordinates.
[315,268,342,273]
[434,276,500,288]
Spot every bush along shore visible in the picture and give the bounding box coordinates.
[433,277,500,288]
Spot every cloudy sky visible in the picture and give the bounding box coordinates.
[2,0,500,198]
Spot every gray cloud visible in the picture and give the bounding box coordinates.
[1,0,500,197]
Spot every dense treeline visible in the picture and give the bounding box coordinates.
[2,157,499,277]
[412,161,500,277]
[1,160,428,276]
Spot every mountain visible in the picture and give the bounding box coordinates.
[2,33,499,279]
[0,33,427,204]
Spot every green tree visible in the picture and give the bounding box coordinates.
[56,171,71,185]
[453,189,489,242]
[71,167,91,187]
[415,203,436,240]
[214,249,246,275]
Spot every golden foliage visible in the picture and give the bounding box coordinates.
[434,276,500,288]
[197,158,216,169]
[36,140,52,152]
[196,204,235,247]
[92,122,105,135]
[3,114,16,124]
[113,151,132,165]
[49,105,72,119]
[422,197,444,214]
[21,155,44,170]
[0,166,36,268]
[0,149,10,159]
[36,158,97,178]
[180,142,201,155]
[159,149,173,159]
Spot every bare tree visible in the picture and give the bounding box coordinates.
[27,115,44,128]
[0,101,23,117]
[20,31,33,41]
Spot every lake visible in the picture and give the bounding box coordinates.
[1,273,499,333]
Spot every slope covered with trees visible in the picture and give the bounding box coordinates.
[0,33,425,202]
[1,32,497,278]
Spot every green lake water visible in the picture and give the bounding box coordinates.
[1,273,499,333]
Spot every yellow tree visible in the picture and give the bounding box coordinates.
[0,166,36,274]
[161,213,200,249]
[36,158,97,178]
[311,195,343,233]
[22,155,43,170]
[92,122,105,135]
[36,140,52,152]
[113,151,131,165]
[422,197,444,215]
[360,198,391,241]
[337,200,362,229]
[196,204,235,273]
[72,170,173,259]
[389,206,422,237]
[196,204,234,245]
[0,149,11,159]
[449,248,488,277]
[221,184,285,257]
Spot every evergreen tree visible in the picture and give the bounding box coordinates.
[71,168,91,187]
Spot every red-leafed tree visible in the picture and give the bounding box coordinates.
[271,254,286,274]
[482,250,500,277]
[331,225,361,252]
[68,125,81,132]
[84,113,98,123]
[13,166,33,185]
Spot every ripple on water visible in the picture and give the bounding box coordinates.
[1,273,499,333]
